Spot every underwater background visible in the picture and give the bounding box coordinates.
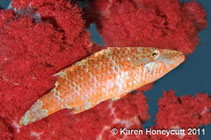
[88,1,211,139]
[0,0,210,139]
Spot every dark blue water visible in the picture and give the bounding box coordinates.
[1,0,210,139]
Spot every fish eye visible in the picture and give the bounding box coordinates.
[152,50,160,59]
[152,52,158,56]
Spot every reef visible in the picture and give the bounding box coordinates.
[0,0,210,140]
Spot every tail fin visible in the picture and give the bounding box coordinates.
[19,90,63,126]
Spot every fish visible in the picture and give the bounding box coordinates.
[19,47,185,126]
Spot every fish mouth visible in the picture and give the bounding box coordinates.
[158,49,185,69]
[160,49,185,60]
[170,50,185,65]
[160,49,184,56]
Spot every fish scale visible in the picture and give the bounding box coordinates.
[20,47,185,125]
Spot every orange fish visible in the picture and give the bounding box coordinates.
[20,47,185,125]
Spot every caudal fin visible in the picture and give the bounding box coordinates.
[19,90,63,126]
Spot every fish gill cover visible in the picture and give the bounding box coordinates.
[0,0,210,140]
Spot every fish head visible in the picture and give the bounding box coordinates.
[140,47,185,84]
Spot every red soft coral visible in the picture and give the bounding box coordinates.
[150,90,211,140]
[1,1,150,140]
[156,91,211,128]
[0,10,14,29]
[11,0,58,9]
[87,0,207,54]
[0,0,210,140]
[13,92,149,140]
[12,0,89,47]
[0,1,91,139]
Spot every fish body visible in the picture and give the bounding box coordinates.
[20,47,185,125]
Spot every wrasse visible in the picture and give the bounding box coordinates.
[20,47,185,125]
